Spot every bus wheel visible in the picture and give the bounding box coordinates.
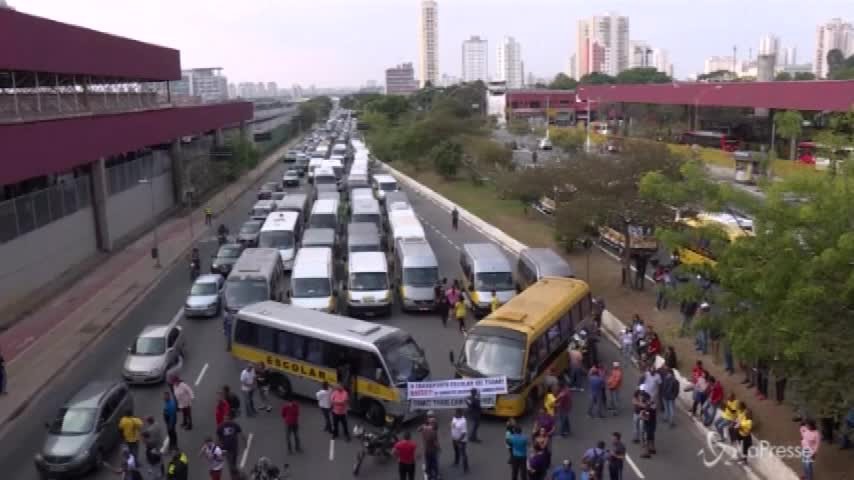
[270,373,292,399]
[362,399,386,427]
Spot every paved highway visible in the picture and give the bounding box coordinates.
[0,159,753,480]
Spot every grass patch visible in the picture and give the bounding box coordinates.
[770,159,820,179]
[667,144,735,168]
[395,164,557,248]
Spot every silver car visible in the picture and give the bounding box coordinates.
[34,381,133,478]
[184,274,224,317]
[122,325,185,384]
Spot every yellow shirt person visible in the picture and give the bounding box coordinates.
[118,415,143,444]
[455,300,467,333]
[544,390,557,416]
[490,291,500,313]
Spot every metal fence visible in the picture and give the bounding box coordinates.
[106,151,172,196]
[0,176,92,244]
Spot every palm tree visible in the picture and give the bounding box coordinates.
[774,110,804,160]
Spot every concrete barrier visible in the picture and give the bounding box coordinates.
[384,160,799,480]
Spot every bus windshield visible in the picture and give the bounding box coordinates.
[402,267,438,287]
[475,272,514,291]
[258,231,295,250]
[225,279,269,308]
[293,278,331,298]
[378,336,430,385]
[462,331,525,380]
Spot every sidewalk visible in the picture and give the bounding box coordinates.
[564,246,851,479]
[0,138,295,430]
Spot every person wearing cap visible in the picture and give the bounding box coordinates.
[606,362,623,415]
[550,459,575,480]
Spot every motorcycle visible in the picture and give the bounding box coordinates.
[217,232,228,246]
[351,419,399,476]
[248,457,289,480]
[189,259,201,281]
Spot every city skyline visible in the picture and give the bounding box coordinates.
[15,0,854,87]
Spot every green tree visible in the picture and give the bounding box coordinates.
[697,70,737,82]
[793,72,816,81]
[549,73,578,90]
[774,71,793,81]
[616,67,672,84]
[774,110,804,160]
[430,140,463,179]
[579,72,617,85]
[827,48,846,76]
[364,95,410,121]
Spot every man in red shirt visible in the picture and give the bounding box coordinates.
[330,384,351,441]
[280,397,302,453]
[393,431,417,480]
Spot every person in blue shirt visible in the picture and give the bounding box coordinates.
[587,367,606,419]
[163,391,179,452]
[506,425,529,480]
[551,459,575,480]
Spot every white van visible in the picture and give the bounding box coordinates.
[350,197,382,231]
[289,247,337,313]
[345,251,392,317]
[308,198,340,232]
[224,248,285,314]
[307,157,325,181]
[313,167,339,192]
[372,174,399,201]
[258,211,301,270]
[388,209,425,251]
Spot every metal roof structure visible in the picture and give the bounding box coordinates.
[576,81,854,113]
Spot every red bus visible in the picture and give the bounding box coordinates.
[680,131,739,152]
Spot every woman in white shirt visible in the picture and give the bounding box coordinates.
[316,381,332,433]
[450,409,469,473]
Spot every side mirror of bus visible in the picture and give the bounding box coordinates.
[449,350,455,364]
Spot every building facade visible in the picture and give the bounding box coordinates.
[629,41,653,68]
[576,13,629,77]
[418,0,439,87]
[266,82,278,97]
[704,55,736,74]
[759,34,781,65]
[815,18,854,78]
[462,35,488,83]
[170,68,228,103]
[497,36,523,89]
[385,63,418,95]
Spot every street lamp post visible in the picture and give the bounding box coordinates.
[139,178,161,268]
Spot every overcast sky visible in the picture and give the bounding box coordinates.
[15,0,854,87]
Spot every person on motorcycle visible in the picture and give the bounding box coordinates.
[189,248,201,280]
[217,224,229,244]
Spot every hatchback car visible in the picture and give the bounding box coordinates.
[282,170,300,188]
[122,325,185,384]
[238,220,263,247]
[34,381,133,478]
[184,274,224,317]
[211,243,244,276]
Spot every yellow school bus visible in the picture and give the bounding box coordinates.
[677,212,754,267]
[232,301,430,426]
[451,277,592,417]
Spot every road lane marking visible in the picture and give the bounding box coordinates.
[626,454,645,478]
[194,363,209,386]
[240,432,254,469]
[329,438,335,461]
[160,436,170,455]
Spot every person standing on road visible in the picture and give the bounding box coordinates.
[215,390,231,427]
[239,363,257,417]
[451,207,459,230]
[199,436,225,480]
[166,450,188,480]
[215,413,243,478]
[606,363,623,415]
[607,432,626,480]
[255,362,273,412]
[528,443,551,480]
[555,381,572,437]
[455,297,468,334]
[639,391,657,458]
[736,409,754,464]
[450,409,469,473]
[660,369,679,427]
[507,425,529,480]
[800,419,820,480]
[420,417,441,480]
[641,366,662,414]
[465,388,482,442]
[587,367,606,418]
[330,383,351,441]
[118,413,144,460]
[281,396,303,453]
[316,381,333,433]
[171,377,194,430]
[393,431,418,480]
[582,441,607,479]
[205,207,213,226]
[619,329,633,359]
[142,416,164,478]
[222,310,233,352]
[163,391,179,452]
[550,460,575,480]
[704,376,723,427]
[0,349,7,395]
[567,346,584,392]
[435,278,449,327]
[490,290,500,313]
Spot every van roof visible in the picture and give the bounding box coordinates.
[253,200,276,209]
[383,191,409,207]
[397,239,438,267]
[352,198,380,214]
[276,193,308,211]
[302,228,335,247]
[349,251,388,273]
[373,174,396,183]
[348,222,380,237]
[261,211,300,232]
[520,248,574,278]
[312,198,339,214]
[229,248,280,280]
[463,243,511,273]
[292,247,333,278]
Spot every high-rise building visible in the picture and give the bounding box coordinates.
[781,46,797,66]
[496,36,523,89]
[704,56,737,74]
[576,12,629,77]
[568,53,577,79]
[759,34,781,65]
[651,48,673,77]
[227,83,237,99]
[629,41,653,68]
[815,18,854,78]
[170,68,228,103]
[462,35,488,83]
[418,0,439,87]
[266,82,278,97]
[385,63,419,95]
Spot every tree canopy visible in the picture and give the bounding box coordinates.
[774,110,804,160]
[579,72,617,85]
[616,67,672,84]
[549,73,578,90]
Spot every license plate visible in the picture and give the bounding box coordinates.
[363,297,375,303]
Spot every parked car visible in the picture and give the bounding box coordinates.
[238,220,264,247]
[184,274,224,317]
[34,381,134,478]
[211,243,244,276]
[121,325,185,384]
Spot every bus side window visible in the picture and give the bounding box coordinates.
[276,331,304,359]
[234,320,257,345]
[305,338,327,365]
[358,350,388,386]
[256,324,276,353]
[559,310,573,338]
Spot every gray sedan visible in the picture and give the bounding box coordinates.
[122,325,185,384]
[184,274,224,317]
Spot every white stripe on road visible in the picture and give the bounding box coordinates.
[160,437,170,455]
[194,363,209,386]
[240,433,254,469]
[626,454,645,479]
[329,438,335,461]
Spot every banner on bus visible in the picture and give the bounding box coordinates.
[407,376,508,400]
[410,395,497,411]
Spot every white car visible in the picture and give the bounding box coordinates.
[538,137,553,150]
